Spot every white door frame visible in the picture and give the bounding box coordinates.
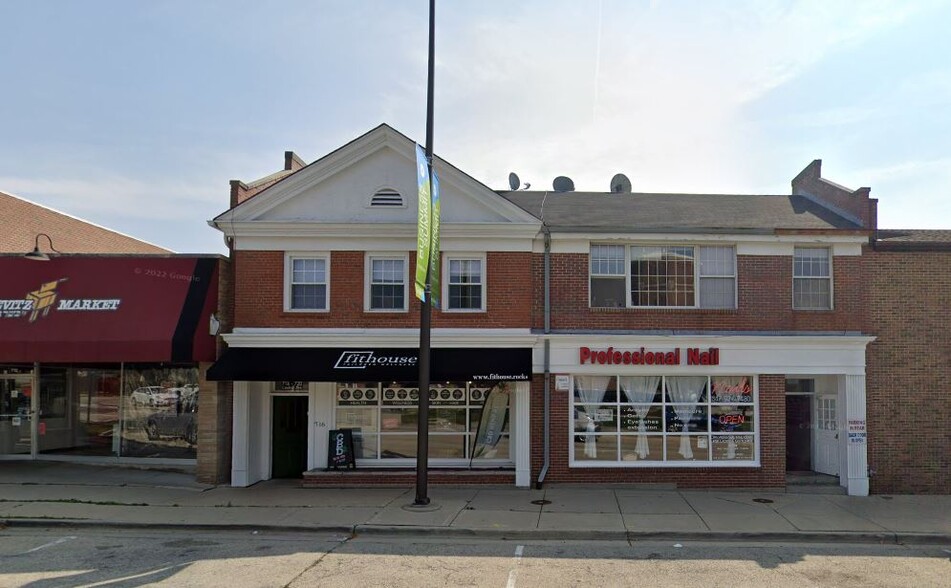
[813,393,839,476]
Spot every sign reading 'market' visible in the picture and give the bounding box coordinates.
[579,346,720,366]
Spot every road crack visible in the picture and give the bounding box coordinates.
[282,532,353,588]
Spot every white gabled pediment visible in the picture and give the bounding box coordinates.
[214,125,541,228]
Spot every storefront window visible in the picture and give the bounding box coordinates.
[570,374,757,465]
[121,365,199,459]
[0,367,33,455]
[335,381,512,463]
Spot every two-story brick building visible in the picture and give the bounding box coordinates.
[207,125,540,487]
[207,124,950,495]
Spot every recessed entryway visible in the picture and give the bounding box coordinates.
[271,395,308,478]
[785,393,812,472]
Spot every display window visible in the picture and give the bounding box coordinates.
[334,381,512,464]
[570,374,757,466]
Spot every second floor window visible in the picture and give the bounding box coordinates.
[287,256,328,311]
[446,257,484,311]
[368,256,407,311]
[793,247,831,309]
[590,244,737,309]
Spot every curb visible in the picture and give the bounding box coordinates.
[3,519,950,545]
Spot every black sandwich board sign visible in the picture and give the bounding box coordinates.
[327,429,356,470]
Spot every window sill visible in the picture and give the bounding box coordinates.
[569,461,761,468]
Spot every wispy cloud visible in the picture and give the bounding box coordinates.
[425,0,934,195]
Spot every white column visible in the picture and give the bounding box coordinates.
[312,382,334,470]
[841,374,869,496]
[231,381,251,487]
[514,381,531,488]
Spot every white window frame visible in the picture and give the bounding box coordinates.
[589,243,738,309]
[442,253,487,313]
[589,244,627,309]
[284,252,330,313]
[364,252,409,312]
[332,381,514,467]
[698,245,738,309]
[792,246,834,310]
[568,374,760,468]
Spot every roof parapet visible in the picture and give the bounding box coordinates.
[229,151,309,209]
[792,159,878,234]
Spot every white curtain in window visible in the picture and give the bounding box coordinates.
[666,376,707,459]
[575,376,611,458]
[619,376,661,459]
[575,376,611,404]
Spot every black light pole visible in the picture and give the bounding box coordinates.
[414,0,436,506]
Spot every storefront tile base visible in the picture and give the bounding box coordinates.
[301,469,516,487]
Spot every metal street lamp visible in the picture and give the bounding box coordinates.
[24,233,59,261]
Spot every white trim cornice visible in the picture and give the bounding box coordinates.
[217,221,540,239]
[538,233,868,255]
[224,327,538,348]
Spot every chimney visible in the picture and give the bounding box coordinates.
[285,151,306,172]
[229,179,250,208]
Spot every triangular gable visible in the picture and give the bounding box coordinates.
[214,124,540,226]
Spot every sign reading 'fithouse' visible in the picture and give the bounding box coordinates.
[579,346,720,366]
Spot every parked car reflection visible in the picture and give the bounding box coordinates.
[144,391,198,446]
[130,386,177,407]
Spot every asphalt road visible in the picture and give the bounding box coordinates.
[1,527,949,587]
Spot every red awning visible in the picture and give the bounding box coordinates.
[0,255,219,363]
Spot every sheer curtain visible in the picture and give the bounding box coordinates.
[575,376,611,458]
[666,376,707,459]
[619,376,661,459]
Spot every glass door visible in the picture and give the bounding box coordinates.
[0,375,34,455]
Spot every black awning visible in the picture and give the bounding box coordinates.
[206,347,532,382]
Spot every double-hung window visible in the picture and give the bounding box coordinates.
[793,247,831,309]
[285,254,328,311]
[590,245,626,308]
[445,256,485,311]
[698,246,736,309]
[590,244,736,309]
[367,254,408,311]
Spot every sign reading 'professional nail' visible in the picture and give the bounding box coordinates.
[579,346,720,366]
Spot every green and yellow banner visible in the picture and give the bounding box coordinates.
[415,144,441,304]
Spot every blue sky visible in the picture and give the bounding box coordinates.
[2,0,949,253]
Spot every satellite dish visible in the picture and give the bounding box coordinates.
[508,172,520,191]
[610,173,632,194]
[553,176,575,192]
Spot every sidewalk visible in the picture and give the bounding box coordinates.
[1,462,949,544]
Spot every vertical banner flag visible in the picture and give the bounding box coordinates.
[472,385,511,459]
[428,171,441,307]
[415,144,432,301]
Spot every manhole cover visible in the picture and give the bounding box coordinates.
[752,498,774,504]
[881,496,894,500]
[531,499,552,505]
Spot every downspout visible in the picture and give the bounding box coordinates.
[535,224,552,488]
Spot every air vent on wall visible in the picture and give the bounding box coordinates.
[370,188,403,207]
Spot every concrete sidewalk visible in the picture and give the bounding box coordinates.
[1,462,949,544]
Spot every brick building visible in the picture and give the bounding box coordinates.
[0,191,229,482]
[208,125,950,495]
